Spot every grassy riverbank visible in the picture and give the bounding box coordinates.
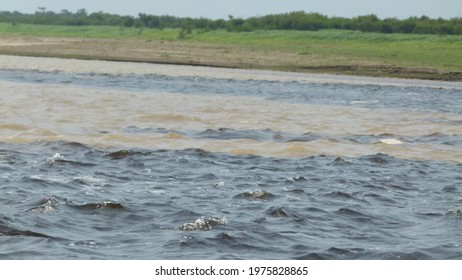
[1,22,461,80]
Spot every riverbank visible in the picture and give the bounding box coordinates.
[0,25,461,81]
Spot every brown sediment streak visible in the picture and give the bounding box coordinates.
[1,79,461,162]
[1,56,462,162]
[1,55,462,89]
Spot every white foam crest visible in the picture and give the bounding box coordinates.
[379,138,404,145]
[46,153,66,165]
[179,217,227,231]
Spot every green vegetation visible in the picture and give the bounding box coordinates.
[1,21,460,73]
[192,30,462,71]
[1,13,461,81]
[0,21,178,39]
[1,9,462,35]
[1,8,460,75]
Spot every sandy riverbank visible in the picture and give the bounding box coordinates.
[0,35,461,81]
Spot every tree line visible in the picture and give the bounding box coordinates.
[1,8,461,35]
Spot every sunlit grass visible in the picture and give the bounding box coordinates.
[191,29,462,70]
[0,22,178,39]
[1,22,461,71]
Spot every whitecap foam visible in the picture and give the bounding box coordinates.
[380,138,404,145]
[179,217,227,231]
[47,153,66,165]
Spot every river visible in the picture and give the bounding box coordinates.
[1,55,461,259]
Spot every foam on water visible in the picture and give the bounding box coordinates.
[179,217,228,231]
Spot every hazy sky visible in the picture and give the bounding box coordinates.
[2,0,461,19]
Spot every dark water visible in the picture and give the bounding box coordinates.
[1,141,462,259]
[1,66,462,259]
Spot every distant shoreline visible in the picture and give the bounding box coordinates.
[0,33,461,81]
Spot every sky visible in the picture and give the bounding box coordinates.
[2,0,461,19]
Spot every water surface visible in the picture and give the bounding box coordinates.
[1,55,461,259]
